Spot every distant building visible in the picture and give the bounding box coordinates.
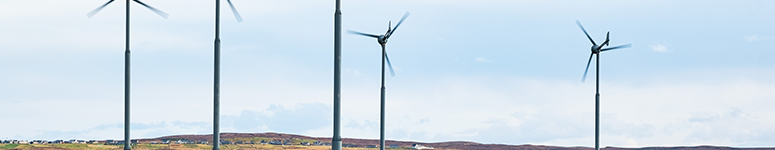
[411,144,434,149]
[31,140,46,144]
[269,140,282,145]
[219,140,232,145]
[176,140,194,144]
[390,144,399,148]
[365,145,378,148]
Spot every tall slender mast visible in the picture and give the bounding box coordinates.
[595,53,600,150]
[332,0,343,149]
[379,44,386,150]
[346,13,408,150]
[124,0,131,149]
[88,1,166,148]
[213,0,221,149]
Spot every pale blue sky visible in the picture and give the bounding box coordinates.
[1,0,774,147]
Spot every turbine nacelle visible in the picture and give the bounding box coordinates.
[348,12,410,78]
[576,20,632,83]
[381,21,393,44]
[387,21,393,33]
[591,45,601,54]
[378,35,387,44]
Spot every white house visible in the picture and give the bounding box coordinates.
[411,144,434,149]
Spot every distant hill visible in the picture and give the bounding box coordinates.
[138,132,775,150]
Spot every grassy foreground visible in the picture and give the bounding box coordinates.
[0,143,406,150]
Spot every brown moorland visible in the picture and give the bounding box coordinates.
[3,133,775,150]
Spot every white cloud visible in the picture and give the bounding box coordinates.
[682,108,775,145]
[345,67,363,77]
[475,57,492,62]
[13,103,331,140]
[222,103,332,133]
[5,69,775,146]
[13,121,210,140]
[3,0,775,147]
[651,44,668,52]
[331,69,775,146]
[745,35,771,42]
[417,118,430,124]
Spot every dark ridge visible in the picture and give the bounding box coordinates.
[133,133,775,150]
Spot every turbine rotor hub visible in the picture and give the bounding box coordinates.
[378,36,387,44]
[591,45,600,54]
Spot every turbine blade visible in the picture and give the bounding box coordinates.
[575,20,596,45]
[582,53,594,83]
[133,0,169,19]
[385,52,396,77]
[603,31,610,46]
[87,0,115,18]
[347,30,380,38]
[227,0,243,22]
[388,12,410,38]
[600,44,631,52]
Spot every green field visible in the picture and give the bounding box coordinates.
[1,144,19,149]
[0,143,121,150]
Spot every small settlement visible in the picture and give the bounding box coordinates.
[1,139,434,149]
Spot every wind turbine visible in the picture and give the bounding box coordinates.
[212,0,242,150]
[87,0,167,150]
[348,12,410,150]
[332,0,343,150]
[576,20,631,150]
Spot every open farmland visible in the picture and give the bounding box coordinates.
[0,143,415,150]
[4,133,775,150]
